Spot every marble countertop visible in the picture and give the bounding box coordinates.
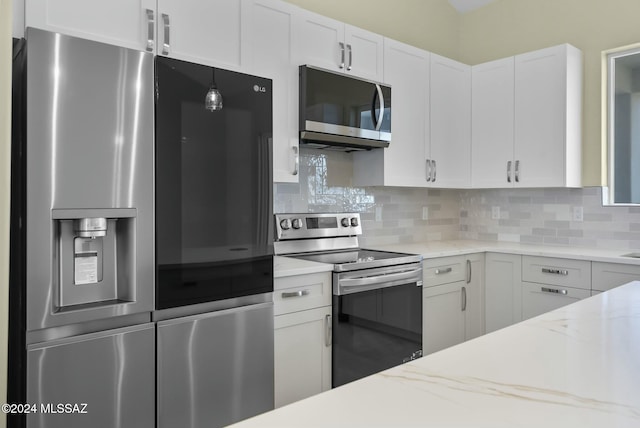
[230,281,640,427]
[274,255,333,278]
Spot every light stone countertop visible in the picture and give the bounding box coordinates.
[230,280,640,428]
[274,255,333,278]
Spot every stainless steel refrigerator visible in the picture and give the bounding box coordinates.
[10,28,155,428]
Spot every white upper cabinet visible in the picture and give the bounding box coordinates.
[353,38,429,187]
[157,0,247,71]
[429,54,472,188]
[243,0,299,182]
[514,44,582,188]
[25,0,157,51]
[471,57,515,188]
[294,9,383,82]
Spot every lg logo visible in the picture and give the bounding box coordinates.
[253,84,267,93]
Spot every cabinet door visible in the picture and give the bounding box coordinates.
[344,24,383,81]
[592,262,640,292]
[243,0,298,183]
[25,0,156,51]
[353,38,429,187]
[522,282,591,320]
[294,9,344,72]
[471,57,515,188]
[423,282,465,355]
[157,0,246,70]
[429,54,471,188]
[485,253,522,333]
[514,44,582,187]
[274,306,331,407]
[464,254,485,341]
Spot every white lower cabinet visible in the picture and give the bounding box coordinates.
[592,262,640,293]
[273,271,332,407]
[485,253,522,333]
[521,282,590,320]
[422,254,484,355]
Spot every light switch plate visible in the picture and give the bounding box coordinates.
[491,206,500,220]
[573,206,583,222]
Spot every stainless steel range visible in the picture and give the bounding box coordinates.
[274,213,423,387]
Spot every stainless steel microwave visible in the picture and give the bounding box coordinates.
[299,65,391,151]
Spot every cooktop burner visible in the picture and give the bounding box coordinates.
[291,249,409,265]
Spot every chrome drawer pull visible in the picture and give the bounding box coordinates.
[541,268,569,276]
[325,314,332,347]
[541,287,568,295]
[281,290,310,298]
[435,267,452,275]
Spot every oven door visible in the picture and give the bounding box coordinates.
[332,263,423,387]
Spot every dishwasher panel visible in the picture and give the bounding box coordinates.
[26,324,155,428]
[157,302,274,428]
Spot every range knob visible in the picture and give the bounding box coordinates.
[341,217,350,227]
[350,217,359,227]
[280,219,291,230]
[292,218,303,229]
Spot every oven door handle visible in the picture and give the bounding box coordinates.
[339,268,422,289]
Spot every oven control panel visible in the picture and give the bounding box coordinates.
[275,213,362,241]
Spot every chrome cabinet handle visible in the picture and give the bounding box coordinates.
[461,286,467,311]
[281,289,310,298]
[466,259,471,284]
[541,287,568,295]
[374,84,384,131]
[292,145,299,176]
[341,268,423,288]
[325,314,332,347]
[339,42,345,69]
[434,267,452,275]
[347,44,353,70]
[542,268,569,276]
[161,13,171,55]
[145,9,155,52]
[515,160,520,183]
[432,160,437,182]
[507,160,512,183]
[426,159,432,182]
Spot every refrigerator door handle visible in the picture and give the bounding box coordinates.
[162,13,171,55]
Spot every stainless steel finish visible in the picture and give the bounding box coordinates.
[152,293,272,322]
[145,8,155,51]
[350,217,359,227]
[162,13,170,54]
[333,253,422,272]
[542,268,569,276]
[74,217,107,238]
[466,259,471,284]
[435,267,452,275]
[324,314,331,347]
[292,218,303,229]
[26,28,154,331]
[507,160,512,183]
[339,42,345,69]
[275,212,363,241]
[280,218,291,230]
[461,286,467,311]
[374,84,384,131]
[515,159,520,182]
[426,159,432,182]
[274,236,359,256]
[334,263,423,295]
[433,159,437,182]
[341,217,350,227]
[621,252,640,258]
[157,302,274,428]
[541,287,569,295]
[282,290,309,298]
[27,323,155,428]
[301,121,391,146]
[347,44,353,71]
[292,145,299,175]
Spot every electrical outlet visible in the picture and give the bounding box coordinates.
[422,207,429,220]
[573,206,584,222]
[491,206,500,220]
[375,206,383,222]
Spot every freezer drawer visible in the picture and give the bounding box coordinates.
[157,302,274,428]
[26,323,155,428]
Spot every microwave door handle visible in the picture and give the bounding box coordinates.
[372,84,384,131]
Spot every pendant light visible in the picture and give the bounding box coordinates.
[205,68,223,111]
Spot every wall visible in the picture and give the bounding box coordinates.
[458,0,640,187]
[283,0,460,58]
[0,0,11,425]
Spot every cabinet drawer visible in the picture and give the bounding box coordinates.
[592,262,640,292]
[423,256,466,287]
[521,282,591,320]
[522,256,590,290]
[274,272,332,315]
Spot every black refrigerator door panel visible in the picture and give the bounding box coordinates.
[155,57,274,309]
[26,324,155,428]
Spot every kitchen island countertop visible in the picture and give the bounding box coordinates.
[230,280,640,427]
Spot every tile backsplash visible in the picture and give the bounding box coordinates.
[274,149,640,250]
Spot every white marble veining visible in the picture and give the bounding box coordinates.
[274,255,333,278]
[230,281,640,427]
